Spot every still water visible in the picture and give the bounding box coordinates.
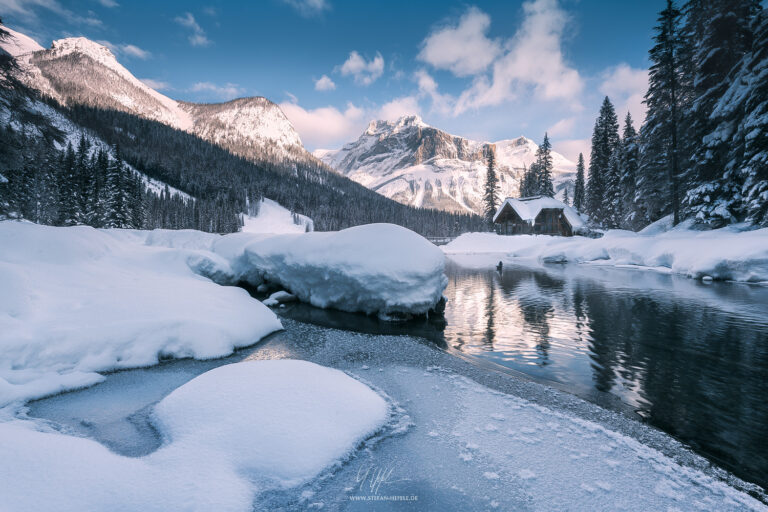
[440,256,768,489]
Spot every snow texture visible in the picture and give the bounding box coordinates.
[0,222,282,407]
[215,223,448,316]
[0,360,389,512]
[0,24,44,57]
[443,224,768,283]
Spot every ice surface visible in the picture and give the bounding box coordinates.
[444,226,768,283]
[0,360,389,512]
[0,222,282,407]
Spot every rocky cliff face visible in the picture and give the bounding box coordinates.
[315,115,576,214]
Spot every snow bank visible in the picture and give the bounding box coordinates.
[241,198,313,234]
[0,360,389,512]
[444,226,768,283]
[215,223,448,316]
[0,222,282,407]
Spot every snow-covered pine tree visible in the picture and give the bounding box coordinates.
[605,146,623,229]
[483,148,500,225]
[619,113,640,229]
[563,186,570,206]
[75,135,92,223]
[682,0,760,225]
[105,147,132,228]
[573,153,586,212]
[587,97,619,225]
[57,142,79,226]
[131,172,146,229]
[536,133,555,197]
[638,0,685,225]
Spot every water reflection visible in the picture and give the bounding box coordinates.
[443,257,768,489]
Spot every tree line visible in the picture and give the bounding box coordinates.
[582,0,767,229]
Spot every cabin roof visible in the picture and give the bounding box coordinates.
[493,196,585,229]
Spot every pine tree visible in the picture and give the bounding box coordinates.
[57,142,79,226]
[483,148,500,225]
[536,133,555,197]
[682,0,761,225]
[563,186,570,206]
[573,153,586,212]
[619,113,640,229]
[639,0,685,225]
[105,147,132,228]
[587,97,619,225]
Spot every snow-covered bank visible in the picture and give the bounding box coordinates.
[0,360,390,512]
[0,222,282,407]
[214,223,448,317]
[444,225,768,283]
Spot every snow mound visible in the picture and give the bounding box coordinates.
[443,227,768,283]
[216,223,448,316]
[0,222,282,407]
[0,360,388,511]
[153,360,389,487]
[241,198,313,234]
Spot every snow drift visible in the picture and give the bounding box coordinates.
[214,223,448,316]
[0,360,389,512]
[444,225,768,283]
[0,222,282,407]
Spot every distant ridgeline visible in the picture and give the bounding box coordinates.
[0,27,485,236]
[579,2,768,230]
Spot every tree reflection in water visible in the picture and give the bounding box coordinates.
[442,257,768,489]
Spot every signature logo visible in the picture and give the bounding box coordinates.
[355,464,395,495]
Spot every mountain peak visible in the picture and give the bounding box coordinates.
[0,23,45,57]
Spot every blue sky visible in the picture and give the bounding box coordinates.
[1,0,662,161]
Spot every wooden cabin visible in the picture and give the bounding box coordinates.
[493,196,585,237]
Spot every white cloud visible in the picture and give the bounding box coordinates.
[339,51,384,86]
[547,117,575,137]
[377,96,421,122]
[418,7,501,77]
[600,63,648,124]
[96,0,118,7]
[454,0,583,114]
[554,139,590,166]
[1,0,102,26]
[280,0,329,17]
[413,69,452,115]
[174,12,211,47]
[279,100,365,150]
[314,74,336,91]
[190,81,244,100]
[97,40,150,59]
[140,78,171,91]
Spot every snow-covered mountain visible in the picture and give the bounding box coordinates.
[314,115,576,214]
[0,26,305,160]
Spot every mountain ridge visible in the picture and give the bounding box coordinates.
[314,115,576,214]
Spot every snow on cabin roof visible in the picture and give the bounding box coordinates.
[493,196,586,229]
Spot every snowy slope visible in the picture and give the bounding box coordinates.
[0,24,44,57]
[241,198,313,234]
[314,115,576,214]
[2,25,305,161]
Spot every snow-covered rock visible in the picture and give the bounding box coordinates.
[443,226,768,283]
[315,115,576,214]
[0,360,388,512]
[0,222,282,407]
[262,290,297,306]
[215,223,448,316]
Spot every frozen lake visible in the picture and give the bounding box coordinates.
[27,260,768,508]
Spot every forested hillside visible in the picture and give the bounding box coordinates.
[579,0,768,229]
